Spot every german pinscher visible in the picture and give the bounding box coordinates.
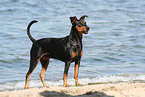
[25,15,90,89]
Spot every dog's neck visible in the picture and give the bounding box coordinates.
[69,27,82,47]
[70,26,82,41]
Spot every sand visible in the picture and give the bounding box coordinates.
[0,83,145,97]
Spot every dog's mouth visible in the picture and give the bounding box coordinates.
[84,27,90,34]
[82,28,89,34]
[83,31,88,34]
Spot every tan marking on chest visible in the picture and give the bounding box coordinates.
[81,51,83,57]
[72,51,78,59]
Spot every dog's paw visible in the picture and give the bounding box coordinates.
[25,86,30,89]
[76,82,82,86]
[64,84,69,87]
[43,85,49,88]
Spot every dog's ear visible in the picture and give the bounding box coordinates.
[70,16,77,24]
[80,15,88,20]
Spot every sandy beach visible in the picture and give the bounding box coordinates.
[0,83,145,97]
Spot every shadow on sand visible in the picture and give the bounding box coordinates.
[40,90,114,97]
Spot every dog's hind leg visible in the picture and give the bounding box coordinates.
[40,58,49,88]
[25,58,39,89]
[25,45,43,89]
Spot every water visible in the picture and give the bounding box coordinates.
[1,0,145,91]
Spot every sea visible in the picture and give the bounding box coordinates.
[0,0,145,91]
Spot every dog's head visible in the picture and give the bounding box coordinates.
[70,15,90,34]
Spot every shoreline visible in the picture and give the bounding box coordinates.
[0,82,145,97]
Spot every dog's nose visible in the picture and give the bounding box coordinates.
[87,27,90,31]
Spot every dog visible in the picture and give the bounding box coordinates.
[25,15,90,89]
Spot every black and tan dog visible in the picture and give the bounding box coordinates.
[25,15,90,89]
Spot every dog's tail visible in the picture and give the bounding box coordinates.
[27,20,38,43]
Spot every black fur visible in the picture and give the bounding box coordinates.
[25,15,90,89]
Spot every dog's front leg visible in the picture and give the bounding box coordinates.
[63,61,71,87]
[74,61,82,86]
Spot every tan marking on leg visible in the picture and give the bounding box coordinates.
[25,64,38,89]
[25,74,31,89]
[40,59,49,88]
[74,63,82,86]
[25,54,45,89]
[63,73,69,87]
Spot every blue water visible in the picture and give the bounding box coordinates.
[1,0,145,91]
